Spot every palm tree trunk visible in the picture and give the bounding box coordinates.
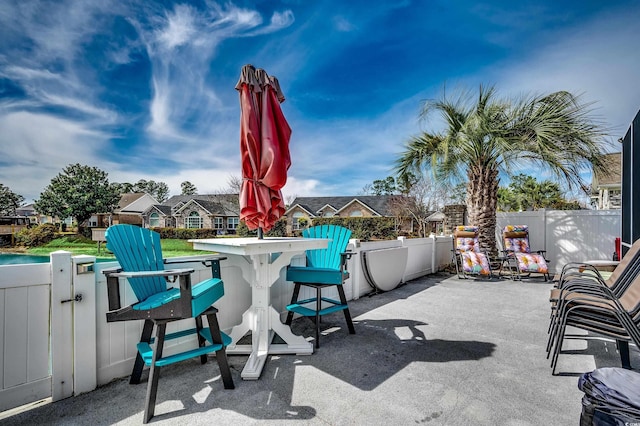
[466,165,499,256]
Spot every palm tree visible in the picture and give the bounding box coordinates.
[395,86,611,255]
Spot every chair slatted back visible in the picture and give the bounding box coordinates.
[303,225,351,270]
[105,224,167,302]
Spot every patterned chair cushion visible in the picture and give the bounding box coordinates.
[515,253,549,274]
[503,225,532,254]
[461,252,492,275]
[457,237,480,253]
[455,226,481,253]
[502,225,549,274]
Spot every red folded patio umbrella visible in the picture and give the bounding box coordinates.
[235,64,291,237]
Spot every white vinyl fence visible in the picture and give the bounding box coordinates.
[0,211,621,412]
[497,210,621,273]
[0,236,446,412]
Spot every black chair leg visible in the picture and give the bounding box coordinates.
[144,321,166,424]
[205,310,235,390]
[195,315,208,364]
[286,283,302,325]
[337,285,355,334]
[618,340,631,369]
[131,320,154,385]
[315,286,321,348]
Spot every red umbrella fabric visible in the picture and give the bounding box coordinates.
[235,64,291,235]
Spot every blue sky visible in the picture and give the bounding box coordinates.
[1,1,639,203]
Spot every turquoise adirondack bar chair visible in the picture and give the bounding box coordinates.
[103,224,234,423]
[285,225,355,348]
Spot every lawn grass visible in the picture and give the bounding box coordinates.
[27,236,206,259]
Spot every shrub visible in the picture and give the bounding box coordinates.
[236,221,256,237]
[236,218,287,237]
[15,223,58,247]
[311,217,397,241]
[151,227,218,239]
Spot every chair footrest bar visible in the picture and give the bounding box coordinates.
[139,328,232,367]
[286,297,348,317]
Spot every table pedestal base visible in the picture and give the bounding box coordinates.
[227,306,313,380]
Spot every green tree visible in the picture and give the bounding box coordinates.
[497,187,521,212]
[181,181,198,195]
[396,86,609,254]
[132,179,169,202]
[111,182,134,194]
[371,177,397,195]
[34,164,121,229]
[498,174,586,211]
[0,184,25,215]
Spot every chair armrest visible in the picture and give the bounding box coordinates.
[535,250,549,261]
[502,249,516,257]
[102,266,123,275]
[340,251,354,271]
[103,268,195,313]
[164,255,227,265]
[164,256,227,279]
[107,268,195,279]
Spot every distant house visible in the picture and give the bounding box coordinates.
[590,152,622,210]
[16,204,72,228]
[284,195,436,235]
[141,194,240,234]
[89,193,159,228]
[15,203,55,225]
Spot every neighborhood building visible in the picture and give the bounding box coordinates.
[89,193,159,228]
[141,194,240,234]
[284,195,448,235]
[590,152,622,210]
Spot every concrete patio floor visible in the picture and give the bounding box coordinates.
[2,273,638,425]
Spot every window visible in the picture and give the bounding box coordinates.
[292,212,304,230]
[149,212,160,228]
[349,210,363,217]
[322,211,334,217]
[213,217,224,229]
[227,217,239,230]
[185,211,203,229]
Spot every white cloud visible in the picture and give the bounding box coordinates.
[155,4,197,51]
[485,7,640,134]
[141,2,293,143]
[0,111,110,202]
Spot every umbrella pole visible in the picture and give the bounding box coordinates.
[258,228,264,239]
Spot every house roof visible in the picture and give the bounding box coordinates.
[115,193,159,214]
[592,152,622,187]
[286,195,405,217]
[147,205,172,216]
[158,194,240,216]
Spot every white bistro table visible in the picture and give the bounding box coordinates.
[189,237,328,380]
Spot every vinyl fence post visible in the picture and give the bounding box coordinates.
[72,255,97,395]
[50,251,74,401]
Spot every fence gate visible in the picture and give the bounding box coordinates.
[0,252,81,413]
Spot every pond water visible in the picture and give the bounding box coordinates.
[0,253,51,264]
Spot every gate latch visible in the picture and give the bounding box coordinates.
[61,294,83,304]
